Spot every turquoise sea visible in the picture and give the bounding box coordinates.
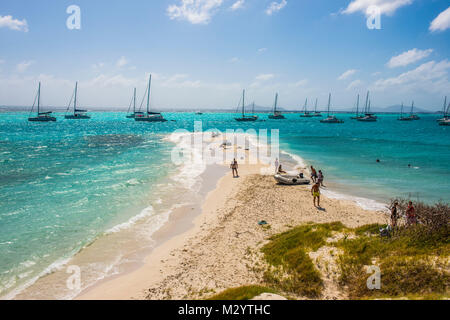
[0,111,449,298]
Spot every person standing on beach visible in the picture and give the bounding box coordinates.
[406,201,417,226]
[310,166,318,183]
[275,158,279,174]
[318,170,324,187]
[390,201,399,228]
[231,158,239,178]
[311,182,321,208]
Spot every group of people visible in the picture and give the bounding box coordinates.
[390,201,418,228]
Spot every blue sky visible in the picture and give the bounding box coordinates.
[0,0,449,110]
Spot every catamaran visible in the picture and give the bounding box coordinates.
[28,82,57,122]
[65,82,91,119]
[135,74,167,122]
[351,94,363,120]
[320,93,344,124]
[398,102,413,121]
[300,98,313,117]
[358,91,377,122]
[126,88,144,119]
[313,98,322,117]
[409,101,420,120]
[268,93,286,119]
[235,90,258,122]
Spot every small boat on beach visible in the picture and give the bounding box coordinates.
[65,82,91,120]
[320,93,344,124]
[235,90,258,122]
[268,93,286,119]
[28,82,57,122]
[135,74,168,123]
[300,98,314,117]
[274,174,310,185]
[126,88,145,119]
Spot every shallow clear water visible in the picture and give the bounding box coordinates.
[0,111,449,298]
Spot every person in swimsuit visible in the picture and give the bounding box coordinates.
[406,201,417,226]
[390,201,399,228]
[310,166,317,183]
[275,158,279,174]
[318,170,324,187]
[311,182,321,208]
[231,158,239,178]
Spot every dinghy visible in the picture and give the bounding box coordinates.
[274,174,310,185]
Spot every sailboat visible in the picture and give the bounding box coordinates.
[437,96,448,123]
[135,74,167,122]
[126,88,144,119]
[438,97,450,126]
[65,82,91,119]
[28,82,57,122]
[300,98,313,117]
[358,91,377,122]
[235,90,258,122]
[398,102,413,121]
[409,101,420,120]
[313,98,322,117]
[268,93,286,119]
[320,93,344,123]
[351,94,364,120]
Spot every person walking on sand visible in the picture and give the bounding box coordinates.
[311,182,321,208]
[390,201,399,228]
[406,201,417,226]
[231,158,239,178]
[275,158,279,174]
[318,170,324,187]
[310,166,318,183]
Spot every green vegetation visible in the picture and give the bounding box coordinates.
[207,285,277,300]
[261,222,346,298]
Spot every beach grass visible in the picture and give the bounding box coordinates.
[261,222,346,298]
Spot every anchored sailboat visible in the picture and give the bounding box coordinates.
[320,93,344,124]
[437,96,448,123]
[313,98,322,117]
[65,82,91,119]
[358,91,377,122]
[300,98,313,117]
[235,90,258,122]
[398,102,413,121]
[351,94,363,120]
[409,101,420,120]
[438,97,450,126]
[268,93,286,119]
[126,88,144,119]
[28,82,57,122]
[135,74,167,122]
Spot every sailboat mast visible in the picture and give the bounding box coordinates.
[147,75,152,114]
[443,96,447,116]
[411,101,414,115]
[133,88,136,113]
[274,93,278,114]
[364,91,369,114]
[356,94,360,115]
[327,93,331,117]
[74,82,78,113]
[37,82,41,114]
[314,98,318,112]
[242,89,245,116]
[304,98,308,112]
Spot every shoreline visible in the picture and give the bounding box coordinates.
[76,157,388,300]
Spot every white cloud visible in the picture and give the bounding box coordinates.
[347,79,363,90]
[266,0,287,16]
[372,71,382,76]
[338,69,357,80]
[0,15,29,32]
[257,48,267,54]
[387,48,433,68]
[229,57,239,63]
[372,60,450,94]
[86,74,137,88]
[167,0,224,24]
[429,7,450,32]
[342,0,412,16]
[116,56,129,68]
[255,74,275,81]
[292,79,308,87]
[230,0,245,11]
[16,61,34,73]
[92,62,105,70]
